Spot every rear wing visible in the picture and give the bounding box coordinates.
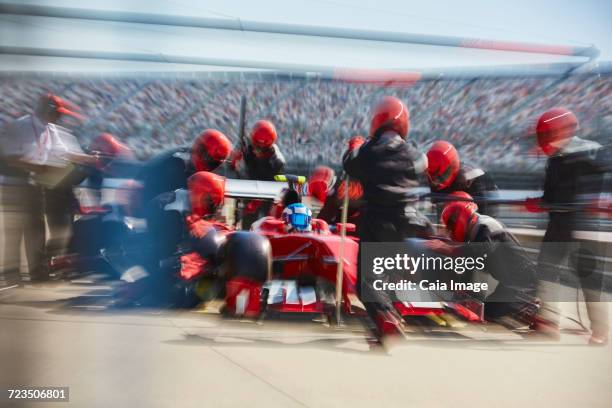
[225,174,307,200]
[225,178,288,200]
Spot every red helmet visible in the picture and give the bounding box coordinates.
[191,129,232,172]
[427,141,461,190]
[90,133,133,158]
[369,96,409,139]
[250,120,277,149]
[188,171,226,217]
[441,193,478,242]
[308,166,336,203]
[535,107,578,155]
[448,191,478,213]
[37,93,84,121]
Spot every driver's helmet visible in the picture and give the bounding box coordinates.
[282,203,312,232]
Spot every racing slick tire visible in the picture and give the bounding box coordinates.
[221,231,271,283]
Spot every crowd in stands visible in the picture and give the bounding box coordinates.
[1,72,610,173]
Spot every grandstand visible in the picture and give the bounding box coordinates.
[1,71,610,186]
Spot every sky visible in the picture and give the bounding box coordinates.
[1,0,611,73]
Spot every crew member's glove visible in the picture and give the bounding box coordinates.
[180,252,207,280]
[347,136,365,152]
[229,149,245,175]
[186,215,215,239]
[424,239,457,256]
[307,179,329,203]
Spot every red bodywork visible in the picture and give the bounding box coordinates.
[225,277,264,317]
[268,230,359,307]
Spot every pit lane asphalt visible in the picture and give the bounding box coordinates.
[1,282,611,408]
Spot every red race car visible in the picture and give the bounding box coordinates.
[187,175,493,327]
[183,175,362,319]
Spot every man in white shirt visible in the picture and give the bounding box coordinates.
[0,93,84,284]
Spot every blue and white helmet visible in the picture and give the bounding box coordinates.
[282,203,312,232]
